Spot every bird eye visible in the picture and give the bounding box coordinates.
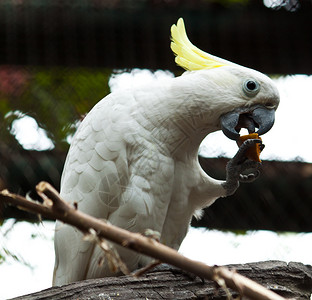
[243,79,260,97]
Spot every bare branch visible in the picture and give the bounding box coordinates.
[0,182,286,300]
[133,260,162,277]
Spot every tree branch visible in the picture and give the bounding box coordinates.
[1,182,286,300]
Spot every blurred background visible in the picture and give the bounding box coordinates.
[0,0,312,298]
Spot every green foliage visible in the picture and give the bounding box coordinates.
[0,246,33,269]
[0,66,111,151]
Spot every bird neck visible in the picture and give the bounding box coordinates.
[132,79,219,161]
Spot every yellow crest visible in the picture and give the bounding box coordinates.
[171,18,230,71]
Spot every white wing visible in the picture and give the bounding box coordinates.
[53,93,131,285]
[53,90,175,285]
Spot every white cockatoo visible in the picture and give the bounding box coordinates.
[53,18,279,285]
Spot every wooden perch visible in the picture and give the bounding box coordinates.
[0,182,288,300]
[10,261,312,300]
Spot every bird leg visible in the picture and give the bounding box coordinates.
[222,139,262,196]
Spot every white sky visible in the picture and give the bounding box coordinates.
[10,113,54,151]
[2,70,312,299]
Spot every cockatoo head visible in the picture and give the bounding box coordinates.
[171,18,280,141]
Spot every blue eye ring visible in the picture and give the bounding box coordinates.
[243,79,260,97]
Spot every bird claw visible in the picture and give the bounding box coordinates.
[223,139,262,196]
[233,138,262,164]
[239,169,260,183]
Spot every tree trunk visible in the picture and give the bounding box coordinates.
[11,261,312,300]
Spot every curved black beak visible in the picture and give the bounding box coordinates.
[220,106,275,140]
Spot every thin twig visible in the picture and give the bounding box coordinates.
[0,182,285,300]
[132,260,162,277]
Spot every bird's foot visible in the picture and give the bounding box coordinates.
[222,139,262,196]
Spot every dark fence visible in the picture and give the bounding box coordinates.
[0,1,311,73]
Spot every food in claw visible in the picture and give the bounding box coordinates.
[237,133,263,162]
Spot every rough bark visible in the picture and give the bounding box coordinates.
[11,261,312,300]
